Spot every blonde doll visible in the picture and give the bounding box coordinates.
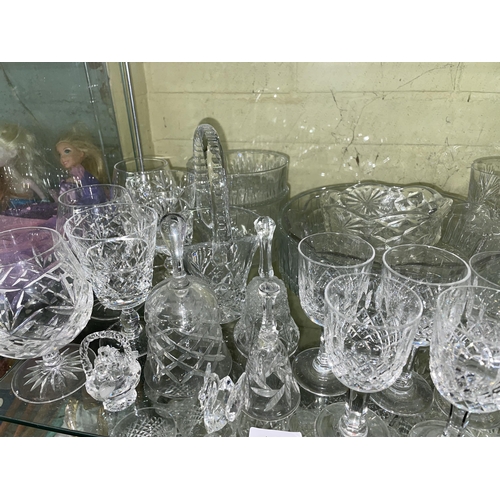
[55,131,108,194]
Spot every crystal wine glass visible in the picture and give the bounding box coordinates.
[410,285,500,437]
[371,244,471,416]
[316,272,423,437]
[0,227,94,403]
[56,183,133,237]
[65,202,158,355]
[292,232,375,397]
[57,183,134,323]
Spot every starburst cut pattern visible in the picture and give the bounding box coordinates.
[23,347,83,396]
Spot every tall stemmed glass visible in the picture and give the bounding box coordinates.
[0,227,94,403]
[65,203,158,355]
[410,285,500,437]
[371,244,471,416]
[292,232,375,397]
[316,272,423,437]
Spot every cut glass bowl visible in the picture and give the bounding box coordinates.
[277,182,453,293]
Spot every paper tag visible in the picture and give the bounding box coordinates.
[249,427,302,437]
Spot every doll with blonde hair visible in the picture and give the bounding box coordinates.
[56,130,108,194]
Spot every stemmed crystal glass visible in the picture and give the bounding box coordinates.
[292,232,375,397]
[56,183,134,323]
[0,227,94,403]
[65,202,158,355]
[316,272,423,437]
[371,244,471,416]
[410,285,500,437]
[56,183,133,237]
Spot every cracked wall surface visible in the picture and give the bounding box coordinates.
[122,62,500,198]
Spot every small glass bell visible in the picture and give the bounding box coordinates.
[143,213,232,404]
[233,216,300,358]
[240,281,301,428]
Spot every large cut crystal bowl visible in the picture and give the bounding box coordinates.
[277,182,453,293]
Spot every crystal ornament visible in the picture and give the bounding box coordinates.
[80,330,141,412]
[198,362,246,434]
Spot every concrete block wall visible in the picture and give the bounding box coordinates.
[112,62,500,198]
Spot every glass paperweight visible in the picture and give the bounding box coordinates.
[80,330,141,412]
[241,281,301,425]
[144,214,232,403]
[233,216,299,358]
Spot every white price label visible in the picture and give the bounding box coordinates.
[249,427,302,437]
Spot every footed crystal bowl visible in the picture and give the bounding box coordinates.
[277,182,453,293]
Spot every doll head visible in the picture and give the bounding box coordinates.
[55,131,108,184]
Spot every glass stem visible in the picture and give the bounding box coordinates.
[338,389,369,437]
[443,405,470,437]
[312,327,332,374]
[255,216,275,279]
[120,307,141,338]
[391,344,419,390]
[41,350,63,368]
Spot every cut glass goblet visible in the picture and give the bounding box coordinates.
[316,272,423,437]
[65,202,158,355]
[410,285,500,437]
[371,244,471,417]
[293,232,375,397]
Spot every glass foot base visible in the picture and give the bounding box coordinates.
[11,344,95,404]
[409,420,473,437]
[292,348,347,397]
[315,402,391,437]
[370,372,433,417]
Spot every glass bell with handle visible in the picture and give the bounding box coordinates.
[143,213,232,404]
[240,281,301,426]
[233,215,300,358]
